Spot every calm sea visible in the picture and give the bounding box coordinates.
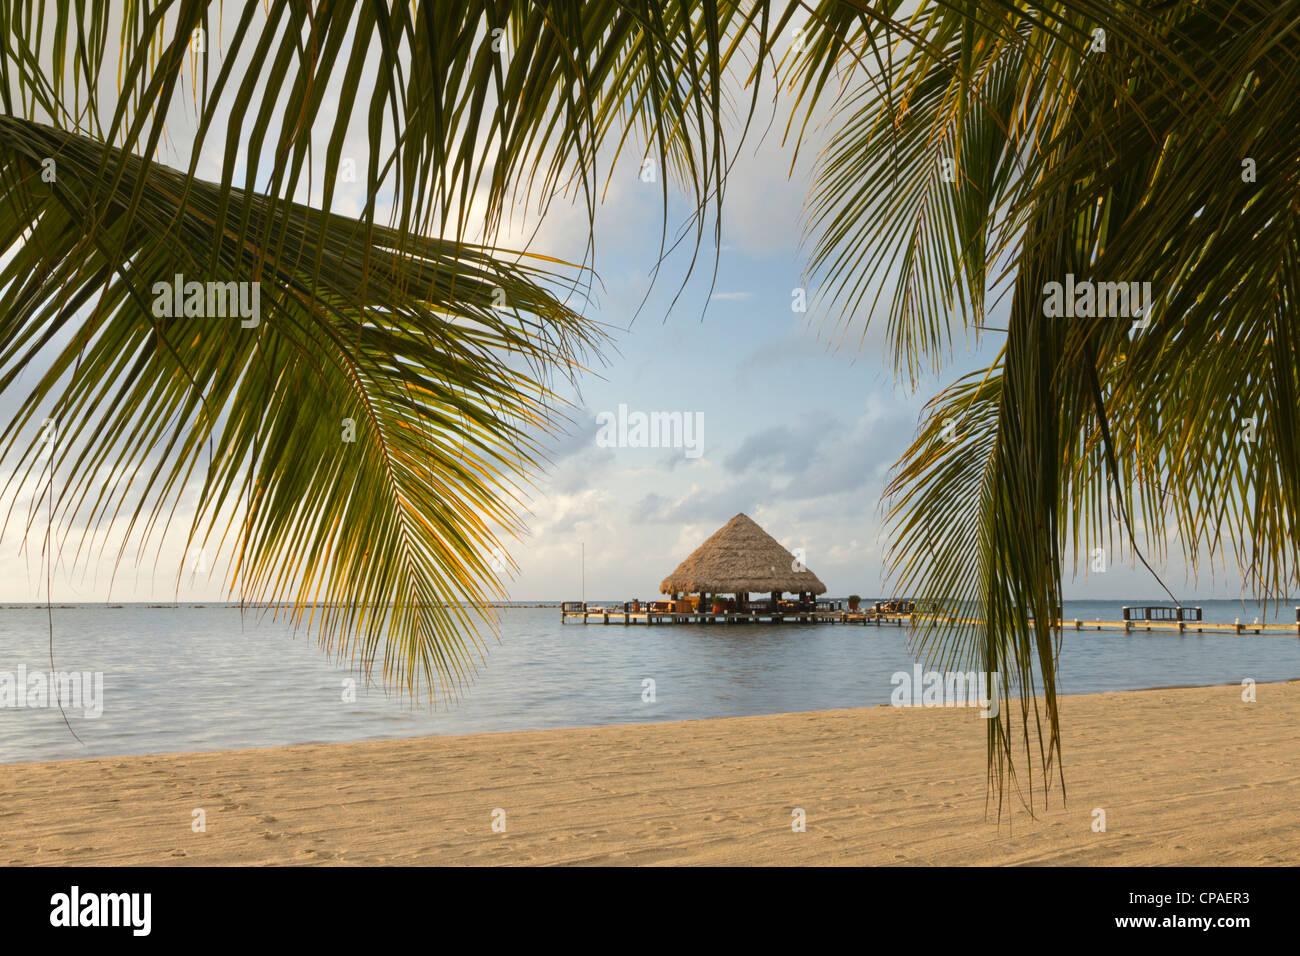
[2,599,1298,763]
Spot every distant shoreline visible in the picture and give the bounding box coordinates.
[5,599,1298,611]
[1,602,567,609]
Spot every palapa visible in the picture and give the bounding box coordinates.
[659,513,827,595]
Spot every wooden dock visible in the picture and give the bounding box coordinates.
[1045,617,1300,636]
[560,603,1300,635]
[561,608,906,626]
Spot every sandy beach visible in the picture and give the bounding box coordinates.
[4,681,1298,866]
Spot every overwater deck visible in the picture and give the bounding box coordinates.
[560,602,1300,635]
[562,606,905,626]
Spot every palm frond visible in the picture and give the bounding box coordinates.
[872,0,1300,809]
[0,117,604,700]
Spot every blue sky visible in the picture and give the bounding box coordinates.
[507,171,1220,604]
[473,108,1249,604]
[0,7,1262,605]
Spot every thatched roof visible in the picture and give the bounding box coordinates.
[659,513,827,595]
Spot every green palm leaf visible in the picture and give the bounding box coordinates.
[862,1,1300,808]
[0,116,603,700]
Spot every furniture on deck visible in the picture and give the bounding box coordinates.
[873,599,915,614]
[1122,605,1202,622]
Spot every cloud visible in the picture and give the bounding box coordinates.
[724,424,826,476]
[717,395,916,504]
[658,448,709,472]
[631,492,672,523]
[540,410,601,463]
[631,475,773,525]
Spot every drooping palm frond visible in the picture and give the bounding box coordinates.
[853,0,1300,811]
[0,116,604,700]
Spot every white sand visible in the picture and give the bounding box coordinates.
[4,681,1298,865]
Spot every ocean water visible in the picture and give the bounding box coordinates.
[2,599,1298,764]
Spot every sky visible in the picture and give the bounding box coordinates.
[0,6,1265,605]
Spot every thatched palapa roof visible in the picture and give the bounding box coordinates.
[659,513,827,595]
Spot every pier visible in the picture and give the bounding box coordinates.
[560,600,903,626]
[560,602,1300,635]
